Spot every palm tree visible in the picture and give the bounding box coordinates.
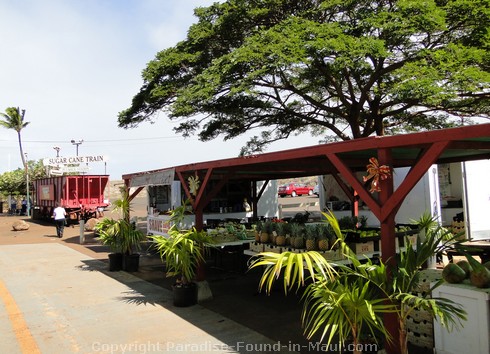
[0,107,29,168]
[249,211,467,354]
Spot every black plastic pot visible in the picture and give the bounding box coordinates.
[172,282,198,307]
[108,253,123,271]
[123,253,140,272]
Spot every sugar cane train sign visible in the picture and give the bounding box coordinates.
[43,155,108,175]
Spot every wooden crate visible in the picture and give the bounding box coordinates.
[450,220,466,240]
[415,268,443,294]
[264,245,282,253]
[348,240,374,254]
[407,331,434,349]
[321,249,341,261]
[249,242,264,253]
[406,269,443,350]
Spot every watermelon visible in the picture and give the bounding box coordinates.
[442,263,467,284]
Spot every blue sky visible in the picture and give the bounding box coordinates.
[0,0,319,179]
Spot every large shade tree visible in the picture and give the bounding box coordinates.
[119,0,489,154]
[0,107,29,167]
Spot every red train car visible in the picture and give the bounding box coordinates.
[31,175,110,222]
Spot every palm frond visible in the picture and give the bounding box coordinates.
[249,251,337,295]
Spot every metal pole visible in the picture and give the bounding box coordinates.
[71,139,83,156]
[25,153,30,217]
[79,219,85,244]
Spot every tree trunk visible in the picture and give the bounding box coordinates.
[399,318,408,354]
[18,131,26,169]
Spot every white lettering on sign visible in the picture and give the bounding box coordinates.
[43,155,108,166]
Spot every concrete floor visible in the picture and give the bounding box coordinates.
[0,216,432,353]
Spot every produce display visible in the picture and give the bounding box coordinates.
[206,222,255,244]
[248,218,420,255]
[342,224,418,242]
[442,256,490,288]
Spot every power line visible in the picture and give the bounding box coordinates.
[0,135,190,144]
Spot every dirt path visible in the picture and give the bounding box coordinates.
[0,215,109,261]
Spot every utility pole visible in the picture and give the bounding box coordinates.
[25,152,30,217]
[71,139,83,156]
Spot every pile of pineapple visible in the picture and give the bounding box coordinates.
[254,220,336,252]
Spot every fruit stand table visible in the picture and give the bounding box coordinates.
[448,239,490,263]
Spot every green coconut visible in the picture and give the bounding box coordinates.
[456,260,471,278]
[442,263,467,284]
[483,261,490,271]
[465,255,490,288]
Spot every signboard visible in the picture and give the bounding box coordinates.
[59,166,90,173]
[44,154,106,176]
[147,215,172,236]
[130,169,175,187]
[43,155,108,167]
[40,185,55,201]
[49,170,63,176]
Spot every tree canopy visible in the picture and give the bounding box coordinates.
[0,107,29,167]
[119,0,490,154]
[0,159,47,198]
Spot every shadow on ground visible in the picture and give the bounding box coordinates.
[60,227,432,354]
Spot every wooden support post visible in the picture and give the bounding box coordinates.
[378,149,400,354]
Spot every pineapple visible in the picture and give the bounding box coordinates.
[317,224,330,251]
[290,223,304,249]
[294,234,305,249]
[305,224,318,251]
[275,223,286,246]
[282,223,292,246]
[261,221,272,243]
[254,221,262,242]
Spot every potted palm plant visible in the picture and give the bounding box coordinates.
[95,188,146,272]
[151,202,215,307]
[94,218,124,271]
[250,211,466,354]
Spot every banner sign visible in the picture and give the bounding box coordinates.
[129,169,175,187]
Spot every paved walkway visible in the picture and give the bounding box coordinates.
[0,242,297,354]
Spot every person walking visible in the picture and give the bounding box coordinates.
[53,202,67,238]
[21,198,27,215]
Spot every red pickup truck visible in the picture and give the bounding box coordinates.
[278,183,314,197]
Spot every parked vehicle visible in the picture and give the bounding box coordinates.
[313,184,319,197]
[278,183,314,197]
[31,175,110,222]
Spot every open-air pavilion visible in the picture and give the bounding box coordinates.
[123,122,490,353]
[123,123,490,264]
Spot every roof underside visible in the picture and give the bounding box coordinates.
[123,124,490,183]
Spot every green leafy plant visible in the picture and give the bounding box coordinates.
[151,201,215,284]
[151,227,211,284]
[250,210,467,354]
[95,188,146,255]
[95,218,124,253]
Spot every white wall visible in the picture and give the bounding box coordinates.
[463,160,490,240]
[318,167,437,226]
[257,180,278,218]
